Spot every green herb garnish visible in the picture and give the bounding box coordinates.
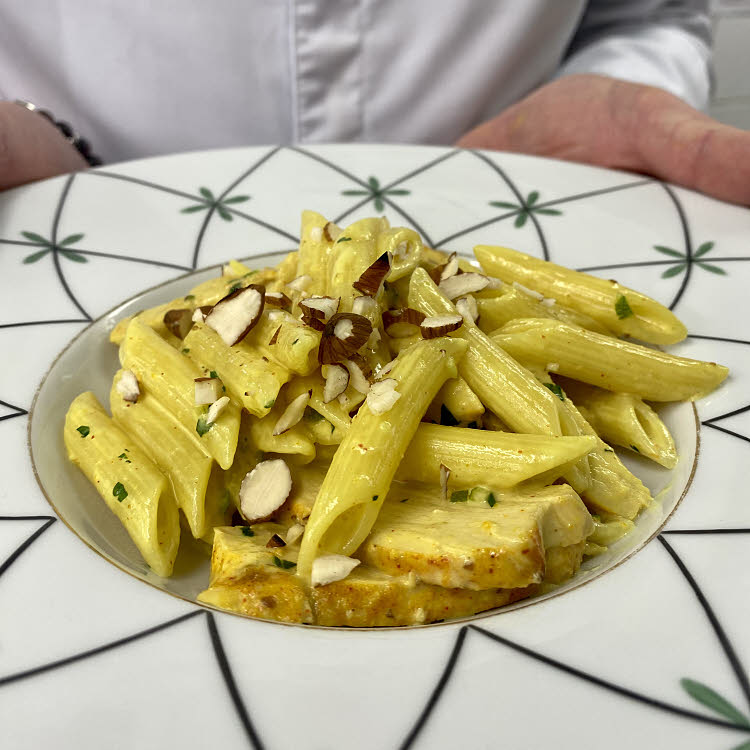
[292,338,300,345]
[615,294,633,320]
[272,555,296,569]
[196,417,212,436]
[209,370,218,379]
[400,498,409,503]
[630,444,641,453]
[228,281,243,293]
[118,452,132,463]
[264,399,275,409]
[182,348,190,354]
[337,236,352,243]
[113,482,128,502]
[487,492,496,508]
[544,382,565,401]
[372,495,379,502]
[184,294,196,301]
[241,526,254,537]
[76,425,90,438]
[450,489,469,503]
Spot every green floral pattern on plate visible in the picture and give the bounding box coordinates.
[655,241,726,278]
[489,190,561,228]
[341,176,409,212]
[21,231,87,264]
[181,186,249,221]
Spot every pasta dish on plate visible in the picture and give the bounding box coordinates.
[63,210,727,626]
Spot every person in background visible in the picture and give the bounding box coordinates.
[0,0,747,205]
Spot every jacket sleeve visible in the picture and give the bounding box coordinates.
[556,0,712,109]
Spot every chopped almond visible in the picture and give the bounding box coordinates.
[352,252,391,296]
[287,275,312,292]
[318,313,372,364]
[366,378,400,415]
[420,314,463,338]
[206,396,230,424]
[439,273,490,299]
[322,364,349,403]
[273,390,312,435]
[116,370,140,403]
[205,284,265,346]
[194,377,222,405]
[311,554,361,587]
[239,459,292,522]
[163,309,193,339]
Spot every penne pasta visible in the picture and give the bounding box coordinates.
[296,336,469,580]
[474,244,688,345]
[120,318,241,469]
[492,318,728,401]
[64,391,180,577]
[408,267,562,436]
[430,377,485,424]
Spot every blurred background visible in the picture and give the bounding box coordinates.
[711,0,750,128]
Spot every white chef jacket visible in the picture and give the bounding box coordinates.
[0,0,711,163]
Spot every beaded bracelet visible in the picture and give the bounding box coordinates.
[14,100,102,167]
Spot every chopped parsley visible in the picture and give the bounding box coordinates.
[630,444,641,453]
[272,555,296,569]
[544,382,565,401]
[219,489,231,514]
[241,526,254,537]
[112,482,128,502]
[209,370,219,379]
[76,425,90,438]
[264,399,276,409]
[184,294,196,301]
[196,417,213,436]
[337,236,352,243]
[118,452,131,464]
[450,489,469,503]
[292,338,300,345]
[372,494,379,502]
[400,498,409,503]
[228,281,243,293]
[182,348,190,354]
[487,492,496,508]
[440,404,459,426]
[615,294,633,320]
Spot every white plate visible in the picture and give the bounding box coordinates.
[1,145,749,749]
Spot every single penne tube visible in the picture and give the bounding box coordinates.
[491,318,728,401]
[244,310,321,376]
[109,268,277,345]
[297,209,334,295]
[429,377,485,424]
[183,322,290,418]
[296,336,469,581]
[110,370,219,539]
[560,378,677,468]
[474,245,688,345]
[395,424,596,488]
[408,267,562,436]
[64,391,180,577]
[327,217,389,310]
[557,395,651,519]
[476,288,611,336]
[248,409,317,463]
[120,318,240,469]
[379,226,423,281]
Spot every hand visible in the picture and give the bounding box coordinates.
[457,74,750,207]
[0,102,88,190]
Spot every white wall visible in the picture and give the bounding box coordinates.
[710,0,750,128]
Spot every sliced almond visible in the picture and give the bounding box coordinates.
[300,296,340,321]
[318,313,373,364]
[381,308,426,338]
[266,533,286,548]
[194,376,222,405]
[540,297,557,308]
[322,364,349,403]
[352,252,391,296]
[205,284,265,346]
[264,291,292,311]
[344,357,371,394]
[163,308,193,340]
[440,252,460,281]
[284,523,305,545]
[301,313,326,332]
[206,395,230,424]
[420,314,463,339]
[512,281,544,300]
[273,390,312,435]
[485,276,504,290]
[192,307,207,324]
[287,275,312,292]
[239,459,292,522]
[323,222,342,243]
[440,463,451,501]
[311,554,361,587]
[456,296,478,323]
[366,378,400,415]
[439,273,490,300]
[116,369,140,403]
[352,295,378,318]
[309,226,324,243]
[375,358,396,380]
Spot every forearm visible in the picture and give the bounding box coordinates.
[0,101,87,190]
